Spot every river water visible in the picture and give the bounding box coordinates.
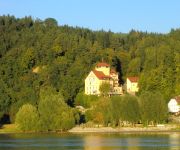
[0,132,179,150]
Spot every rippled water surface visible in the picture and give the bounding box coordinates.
[0,132,179,150]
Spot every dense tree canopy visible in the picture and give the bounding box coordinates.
[15,87,76,131]
[139,92,168,125]
[99,82,111,97]
[120,95,141,124]
[38,86,75,131]
[0,15,179,125]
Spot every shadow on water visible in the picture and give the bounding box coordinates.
[0,132,179,150]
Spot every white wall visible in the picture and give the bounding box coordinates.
[168,99,180,113]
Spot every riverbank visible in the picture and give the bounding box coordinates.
[0,124,21,134]
[0,124,179,134]
[69,125,180,133]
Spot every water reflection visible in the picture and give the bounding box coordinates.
[169,133,180,150]
[126,137,140,150]
[84,135,104,150]
[83,133,180,150]
[0,132,179,150]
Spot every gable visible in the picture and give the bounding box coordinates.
[127,77,139,83]
[169,99,178,105]
[175,96,180,105]
[96,62,110,67]
[85,71,99,81]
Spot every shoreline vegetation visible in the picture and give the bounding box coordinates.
[0,124,179,134]
[0,16,180,134]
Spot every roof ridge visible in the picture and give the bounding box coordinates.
[127,76,139,82]
[93,69,111,80]
[96,62,110,67]
[174,96,180,103]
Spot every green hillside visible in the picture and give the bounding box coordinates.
[0,15,179,127]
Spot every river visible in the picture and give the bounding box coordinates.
[0,132,179,150]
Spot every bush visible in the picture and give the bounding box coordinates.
[15,87,76,132]
[38,87,75,131]
[121,95,141,124]
[75,92,98,108]
[92,97,112,126]
[99,82,111,97]
[111,96,123,126]
[139,91,168,125]
[15,104,39,131]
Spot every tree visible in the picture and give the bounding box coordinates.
[174,52,180,95]
[110,96,123,126]
[15,104,39,131]
[93,112,104,127]
[74,92,98,108]
[139,92,168,126]
[38,86,75,131]
[99,82,111,97]
[0,15,180,128]
[121,95,141,125]
[93,97,112,126]
[0,79,11,120]
[127,57,141,76]
[44,18,58,27]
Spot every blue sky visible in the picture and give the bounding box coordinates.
[0,0,180,33]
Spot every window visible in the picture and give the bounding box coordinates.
[92,77,95,82]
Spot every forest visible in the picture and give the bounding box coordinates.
[0,15,179,131]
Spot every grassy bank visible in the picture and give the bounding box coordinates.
[0,124,21,134]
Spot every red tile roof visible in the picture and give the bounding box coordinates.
[127,77,139,82]
[96,62,110,67]
[110,69,117,74]
[93,70,111,80]
[175,96,180,104]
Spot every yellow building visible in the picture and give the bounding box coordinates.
[85,62,122,95]
[126,77,139,94]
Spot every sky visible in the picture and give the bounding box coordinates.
[0,0,180,33]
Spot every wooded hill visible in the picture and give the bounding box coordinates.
[0,15,180,123]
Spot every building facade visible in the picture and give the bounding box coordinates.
[126,77,139,94]
[168,96,180,115]
[85,62,122,95]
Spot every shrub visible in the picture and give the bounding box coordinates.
[75,92,98,108]
[139,91,168,125]
[38,87,75,131]
[15,104,39,131]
